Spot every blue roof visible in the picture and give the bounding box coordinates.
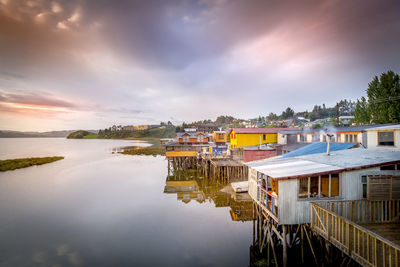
[281,142,356,158]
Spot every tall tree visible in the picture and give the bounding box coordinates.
[354,96,370,124]
[281,107,294,119]
[366,71,400,123]
[267,112,278,122]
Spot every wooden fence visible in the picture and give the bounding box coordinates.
[311,200,400,267]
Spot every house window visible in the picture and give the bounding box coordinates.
[309,176,319,198]
[378,131,394,146]
[263,134,266,141]
[361,175,367,198]
[300,135,306,142]
[298,174,340,199]
[380,164,396,170]
[299,177,308,198]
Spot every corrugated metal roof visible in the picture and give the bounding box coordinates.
[246,148,400,180]
[298,124,393,134]
[280,142,356,158]
[229,127,299,134]
[366,124,400,131]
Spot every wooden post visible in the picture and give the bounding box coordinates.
[282,225,288,267]
[301,224,304,264]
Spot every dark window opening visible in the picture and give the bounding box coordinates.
[378,132,394,146]
[381,164,396,170]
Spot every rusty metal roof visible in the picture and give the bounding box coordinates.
[229,127,300,135]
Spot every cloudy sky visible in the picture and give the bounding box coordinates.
[0,0,399,131]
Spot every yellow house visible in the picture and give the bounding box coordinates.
[212,131,227,144]
[228,128,294,149]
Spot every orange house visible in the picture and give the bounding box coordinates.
[177,132,209,144]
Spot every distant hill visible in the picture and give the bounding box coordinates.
[67,126,176,139]
[66,130,99,139]
[0,130,97,138]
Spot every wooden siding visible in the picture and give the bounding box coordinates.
[277,179,297,224]
[230,130,278,148]
[368,176,400,200]
[248,168,258,201]
[243,150,277,162]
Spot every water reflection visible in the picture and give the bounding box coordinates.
[0,139,253,267]
[164,169,254,222]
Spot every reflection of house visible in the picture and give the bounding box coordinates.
[247,148,400,224]
[164,180,205,204]
[229,201,254,222]
[366,124,400,149]
[228,128,297,149]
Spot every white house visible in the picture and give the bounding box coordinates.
[366,124,400,149]
[247,148,400,225]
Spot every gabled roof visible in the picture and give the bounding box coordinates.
[229,127,299,135]
[246,148,400,180]
[280,142,356,158]
[176,132,206,138]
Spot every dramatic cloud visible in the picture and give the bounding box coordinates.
[0,0,399,130]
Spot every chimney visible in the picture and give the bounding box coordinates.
[326,134,333,155]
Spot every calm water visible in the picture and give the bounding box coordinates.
[0,138,252,267]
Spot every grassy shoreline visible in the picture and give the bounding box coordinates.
[118,138,165,156]
[119,146,165,156]
[0,156,64,172]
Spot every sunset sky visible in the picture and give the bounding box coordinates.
[1,0,400,131]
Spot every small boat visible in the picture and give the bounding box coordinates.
[231,181,249,193]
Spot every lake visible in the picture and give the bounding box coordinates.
[0,138,253,267]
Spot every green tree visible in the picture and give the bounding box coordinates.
[366,71,400,123]
[281,107,294,119]
[354,96,370,124]
[267,112,278,122]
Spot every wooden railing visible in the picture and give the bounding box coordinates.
[316,200,400,223]
[311,200,400,267]
[257,188,278,223]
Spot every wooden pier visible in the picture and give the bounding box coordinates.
[311,200,400,267]
[167,152,248,183]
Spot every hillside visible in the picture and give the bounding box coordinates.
[0,130,80,138]
[67,126,176,139]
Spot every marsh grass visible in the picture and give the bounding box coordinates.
[119,147,165,156]
[0,156,64,171]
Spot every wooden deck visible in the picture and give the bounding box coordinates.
[361,223,400,246]
[311,200,400,267]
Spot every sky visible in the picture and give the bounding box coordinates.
[0,0,400,131]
